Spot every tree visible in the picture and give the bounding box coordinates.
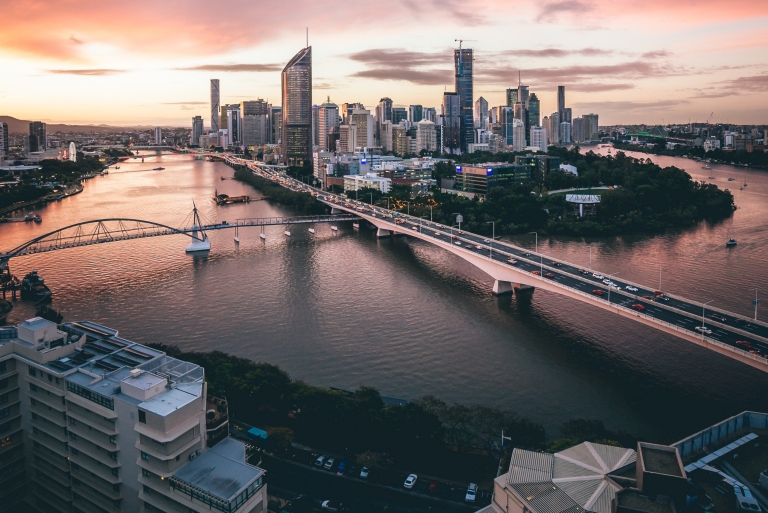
[266,427,294,454]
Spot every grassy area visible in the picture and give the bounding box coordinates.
[729,435,768,483]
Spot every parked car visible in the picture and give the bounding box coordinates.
[465,483,478,503]
[359,467,369,479]
[427,482,438,494]
[346,465,357,477]
[337,460,346,473]
[315,456,327,468]
[442,482,456,497]
[632,304,645,311]
[404,474,418,489]
[324,457,335,470]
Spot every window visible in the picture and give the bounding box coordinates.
[31,413,38,420]
[28,366,36,377]
[176,455,180,462]
[29,383,38,392]
[71,447,78,455]
[48,373,53,382]
[141,451,149,461]
[30,398,36,406]
[109,452,117,461]
[1,436,11,447]
[143,485,152,494]
[0,407,9,419]
[142,468,150,477]
[70,433,78,441]
[69,417,76,425]
[67,382,114,410]
[55,378,60,384]
[0,393,7,404]
[0,379,7,389]
[138,410,146,424]
[109,435,116,445]
[144,502,155,511]
[113,484,120,492]
[0,361,6,373]
[112,468,119,476]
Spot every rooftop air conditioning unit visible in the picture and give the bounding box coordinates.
[189,452,197,461]
[129,368,142,378]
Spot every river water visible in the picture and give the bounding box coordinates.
[2,150,767,442]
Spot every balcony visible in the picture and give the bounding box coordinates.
[30,399,68,426]
[71,471,123,501]
[70,436,120,468]
[29,429,69,458]
[72,477,123,513]
[31,388,66,412]
[66,406,117,436]
[32,468,74,503]
[31,417,68,443]
[136,433,201,461]
[31,456,71,485]
[35,492,72,513]
[69,450,121,484]
[32,443,71,473]
[68,421,117,452]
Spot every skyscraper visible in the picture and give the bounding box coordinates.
[583,113,599,141]
[560,121,572,143]
[281,46,313,166]
[550,112,561,144]
[317,97,339,151]
[341,103,364,124]
[475,97,488,131]
[572,117,585,143]
[270,106,283,144]
[409,105,423,123]
[530,126,548,152]
[512,119,526,151]
[0,121,8,156]
[454,47,474,153]
[350,109,374,149]
[227,107,241,146]
[562,107,572,124]
[442,92,460,154]
[192,116,204,146]
[154,126,162,145]
[499,106,514,146]
[557,86,566,118]
[527,93,540,130]
[241,100,270,147]
[423,107,437,123]
[506,88,518,107]
[375,98,392,145]
[210,79,220,133]
[29,122,46,152]
[392,107,408,124]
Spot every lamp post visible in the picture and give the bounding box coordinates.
[369,192,373,205]
[430,205,433,222]
[487,221,495,260]
[659,266,663,293]
[453,213,463,232]
[407,201,410,216]
[420,216,427,233]
[702,299,715,339]
[387,197,390,210]
[588,245,592,270]
[752,288,760,321]
[528,231,538,255]
[607,272,620,305]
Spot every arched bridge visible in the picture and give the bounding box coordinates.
[224,155,768,372]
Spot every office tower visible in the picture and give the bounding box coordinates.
[506,88,518,107]
[154,127,162,145]
[192,116,204,146]
[415,120,437,154]
[557,86,565,117]
[375,98,392,146]
[341,103,364,124]
[562,107,572,124]
[512,119,526,151]
[518,85,529,106]
[550,112,561,144]
[583,113,599,141]
[442,92,461,154]
[29,122,46,152]
[0,318,267,513]
[409,105,423,123]
[475,97,488,131]
[226,107,241,146]
[317,97,339,151]
[454,47,474,153]
[499,106,514,146]
[312,105,320,146]
[210,79,220,133]
[241,100,270,147]
[218,104,238,135]
[560,121,572,143]
[423,107,437,123]
[270,106,283,144]
[527,93,540,129]
[530,126,548,151]
[392,125,409,156]
[0,121,8,155]
[541,116,551,144]
[327,126,340,152]
[337,125,352,153]
[392,107,408,124]
[350,109,374,149]
[281,46,313,166]
[380,121,393,151]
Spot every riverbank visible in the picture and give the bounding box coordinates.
[0,183,83,218]
[233,166,325,215]
[611,142,768,171]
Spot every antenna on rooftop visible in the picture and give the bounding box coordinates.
[306,27,309,48]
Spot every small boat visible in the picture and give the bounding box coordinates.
[726,215,736,247]
[260,233,266,240]
[726,239,737,247]
[709,176,715,179]
[353,223,360,230]
[24,213,42,223]
[115,166,120,169]
[21,270,52,302]
[153,167,165,170]
[702,165,712,170]
[728,177,735,181]
[234,236,240,243]
[331,226,338,232]
[284,230,291,236]
[308,228,315,234]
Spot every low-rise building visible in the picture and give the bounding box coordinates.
[343,173,392,193]
[455,162,530,197]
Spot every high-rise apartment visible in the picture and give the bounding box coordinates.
[562,107,572,124]
[415,120,437,154]
[341,103,364,124]
[550,112,561,144]
[454,47,474,153]
[423,107,437,123]
[270,106,283,144]
[512,119,526,151]
[29,122,46,152]
[474,97,488,131]
[583,113,599,141]
[375,98,392,145]
[408,105,423,123]
[281,46,313,166]
[226,106,242,146]
[0,318,267,513]
[557,86,566,118]
[350,109,374,150]
[530,126,548,151]
[560,121,572,143]
[442,92,461,154]
[572,117,585,143]
[210,79,220,133]
[0,122,8,156]
[154,127,162,145]
[191,116,204,146]
[241,100,270,147]
[317,98,339,151]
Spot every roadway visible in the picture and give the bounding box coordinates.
[226,156,768,369]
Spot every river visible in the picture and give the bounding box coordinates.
[1,150,767,442]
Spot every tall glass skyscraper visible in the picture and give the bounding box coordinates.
[454,48,474,154]
[281,47,312,166]
[210,79,220,133]
[557,86,566,118]
[527,93,541,130]
[442,92,461,154]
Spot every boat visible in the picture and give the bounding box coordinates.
[115,166,120,169]
[284,230,291,236]
[726,239,737,247]
[709,176,715,179]
[728,177,735,181]
[702,165,712,170]
[331,226,338,232]
[24,213,42,223]
[153,167,165,170]
[260,233,266,240]
[726,215,737,247]
[20,270,52,302]
[308,228,315,234]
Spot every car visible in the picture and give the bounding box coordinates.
[321,500,344,512]
[434,231,440,235]
[736,341,752,350]
[625,286,638,292]
[592,290,604,296]
[411,226,418,231]
[475,245,483,250]
[551,261,562,267]
[641,295,655,300]
[632,304,645,311]
[315,456,327,467]
[710,313,727,322]
[653,290,664,296]
[404,474,418,489]
[508,258,518,265]
[532,270,541,275]
[428,481,438,494]
[324,457,335,470]
[658,296,669,301]
[602,279,611,285]
[483,239,491,243]
[346,464,357,476]
[337,459,346,473]
[545,273,555,278]
[465,483,478,503]
[695,326,713,335]
[524,252,532,256]
[359,466,369,479]
[451,235,458,239]
[465,244,473,248]
[610,284,620,289]
[593,273,604,279]
[454,241,462,246]
[442,482,456,497]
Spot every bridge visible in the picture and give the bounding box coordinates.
[222,155,768,372]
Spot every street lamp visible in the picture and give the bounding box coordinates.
[588,245,592,270]
[539,253,550,277]
[752,288,760,321]
[607,272,620,305]
[659,266,663,293]
[420,216,427,233]
[528,231,538,255]
[430,205,433,222]
[386,197,390,210]
[702,299,715,338]
[453,213,462,232]
[369,192,373,205]
[487,221,495,260]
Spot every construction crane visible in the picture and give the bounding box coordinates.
[707,112,714,125]
[454,39,478,75]
[454,39,477,50]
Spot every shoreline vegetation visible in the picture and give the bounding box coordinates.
[611,140,768,170]
[149,343,643,481]
[234,148,736,238]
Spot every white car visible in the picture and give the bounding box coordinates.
[465,483,478,503]
[625,286,638,292]
[359,466,369,479]
[508,258,518,265]
[593,273,604,279]
[475,245,483,250]
[610,284,620,290]
[602,279,611,285]
[483,239,491,243]
[454,241,462,246]
[404,474,418,489]
[695,326,713,335]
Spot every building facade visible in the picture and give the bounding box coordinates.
[0,318,266,513]
[281,46,313,166]
[0,121,8,155]
[191,116,204,146]
[350,109,373,150]
[454,47,474,153]
[557,86,565,118]
[210,79,220,133]
[475,97,488,131]
[415,120,437,154]
[29,122,46,152]
[442,92,461,154]
[530,126,548,151]
[408,105,423,123]
[154,127,162,145]
[455,162,530,196]
[317,98,339,151]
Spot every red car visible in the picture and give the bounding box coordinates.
[641,295,655,301]
[736,341,752,350]
[545,273,555,278]
[592,290,604,296]
[428,482,438,494]
[531,270,541,276]
[632,304,645,311]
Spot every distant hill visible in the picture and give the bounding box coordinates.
[0,115,160,134]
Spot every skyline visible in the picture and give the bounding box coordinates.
[1,0,767,126]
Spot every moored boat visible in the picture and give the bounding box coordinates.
[21,270,52,302]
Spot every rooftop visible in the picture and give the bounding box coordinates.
[172,437,263,503]
[640,445,684,477]
[616,491,675,513]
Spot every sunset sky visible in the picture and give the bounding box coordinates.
[1,0,767,127]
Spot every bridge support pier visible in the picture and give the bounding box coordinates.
[493,280,514,295]
[331,207,338,214]
[376,228,391,238]
[514,283,535,299]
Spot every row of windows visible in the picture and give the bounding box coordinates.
[171,476,263,513]
[66,382,114,410]
[0,407,9,419]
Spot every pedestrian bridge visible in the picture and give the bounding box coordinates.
[224,155,768,372]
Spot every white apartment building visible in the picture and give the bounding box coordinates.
[0,318,266,513]
[343,173,391,193]
[512,119,526,152]
[530,126,548,152]
[154,127,162,146]
[415,120,437,154]
[350,109,374,150]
